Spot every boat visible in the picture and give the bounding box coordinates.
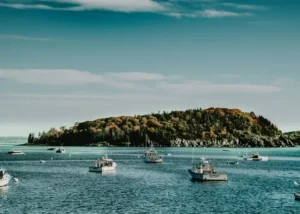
[294,192,300,200]
[144,144,163,163]
[47,148,58,151]
[188,158,228,181]
[7,150,24,155]
[165,153,172,156]
[40,160,46,163]
[227,160,239,165]
[223,149,231,152]
[56,148,66,153]
[243,152,268,161]
[0,169,11,187]
[89,155,117,173]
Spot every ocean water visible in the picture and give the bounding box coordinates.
[1,138,300,213]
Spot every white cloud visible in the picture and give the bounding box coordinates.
[0,0,165,12]
[104,72,166,81]
[166,9,251,18]
[0,3,55,10]
[222,3,268,11]
[157,80,283,94]
[0,93,177,101]
[52,0,165,12]
[199,9,251,18]
[0,69,167,88]
[0,69,283,94]
[0,34,51,41]
[0,1,257,19]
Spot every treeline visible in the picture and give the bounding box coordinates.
[26,107,291,147]
[284,131,300,144]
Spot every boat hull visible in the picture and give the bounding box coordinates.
[0,175,11,187]
[145,158,163,163]
[7,152,24,155]
[294,193,300,200]
[188,169,228,181]
[89,163,117,173]
[244,156,268,161]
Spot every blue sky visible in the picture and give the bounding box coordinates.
[0,0,299,136]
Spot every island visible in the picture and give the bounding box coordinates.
[25,107,299,147]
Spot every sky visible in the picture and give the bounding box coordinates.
[0,0,299,136]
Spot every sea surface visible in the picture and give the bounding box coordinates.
[1,137,300,213]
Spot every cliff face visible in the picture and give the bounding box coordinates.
[27,107,295,147]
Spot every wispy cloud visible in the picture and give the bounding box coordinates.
[0,34,51,41]
[0,1,258,19]
[0,93,177,101]
[222,3,268,11]
[51,0,166,12]
[0,0,165,12]
[199,9,251,18]
[0,69,283,94]
[0,69,167,88]
[157,80,283,94]
[0,3,55,10]
[167,9,251,18]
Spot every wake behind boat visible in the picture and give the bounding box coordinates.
[89,155,117,173]
[0,169,11,187]
[56,148,66,153]
[7,150,24,155]
[188,158,228,182]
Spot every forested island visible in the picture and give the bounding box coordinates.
[26,107,299,147]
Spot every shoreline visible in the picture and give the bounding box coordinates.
[18,143,298,148]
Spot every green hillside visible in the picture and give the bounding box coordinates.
[26,107,295,147]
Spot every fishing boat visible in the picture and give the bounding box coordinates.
[188,158,228,181]
[243,152,268,161]
[144,144,163,163]
[7,150,24,155]
[89,155,117,173]
[294,192,300,200]
[56,148,66,153]
[0,169,11,187]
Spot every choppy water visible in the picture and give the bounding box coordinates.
[1,138,300,213]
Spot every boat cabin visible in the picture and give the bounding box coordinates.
[0,169,7,179]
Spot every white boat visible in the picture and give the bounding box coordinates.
[243,152,268,161]
[40,160,46,163]
[188,158,228,181]
[89,155,117,173]
[0,169,11,187]
[7,150,24,155]
[294,192,300,200]
[144,145,163,163]
[56,148,66,153]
